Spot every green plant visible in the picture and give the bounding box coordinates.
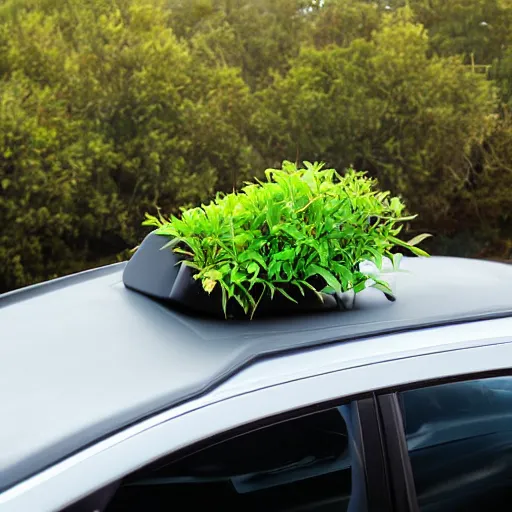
[143,161,430,319]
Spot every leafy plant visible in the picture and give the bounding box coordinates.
[143,161,430,318]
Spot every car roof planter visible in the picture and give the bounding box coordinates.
[125,161,431,319]
[123,231,342,319]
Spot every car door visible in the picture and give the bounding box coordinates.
[0,367,391,512]
[73,330,512,512]
[99,399,391,512]
[63,385,393,512]
[376,374,512,512]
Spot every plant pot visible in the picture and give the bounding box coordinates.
[168,262,338,319]
[123,231,182,300]
[168,263,227,317]
[124,232,361,319]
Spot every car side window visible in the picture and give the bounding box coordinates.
[399,376,512,512]
[104,405,365,512]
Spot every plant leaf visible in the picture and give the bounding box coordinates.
[407,233,432,246]
[407,245,430,257]
[275,286,298,304]
[305,264,342,293]
[363,246,383,270]
[238,250,268,269]
[273,248,295,261]
[160,237,180,250]
[392,253,403,271]
[389,235,430,257]
[329,261,353,288]
[371,279,396,300]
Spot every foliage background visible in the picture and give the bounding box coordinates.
[1,0,511,292]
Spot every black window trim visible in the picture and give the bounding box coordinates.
[377,393,419,512]
[375,368,512,512]
[358,395,394,512]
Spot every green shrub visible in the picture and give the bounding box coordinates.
[143,161,430,318]
[252,9,497,231]
[0,0,255,292]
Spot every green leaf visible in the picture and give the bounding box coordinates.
[266,202,281,228]
[268,259,282,279]
[407,233,432,246]
[218,283,229,318]
[160,237,180,250]
[247,262,259,274]
[282,261,293,280]
[181,260,200,271]
[233,233,252,247]
[389,236,430,257]
[230,268,245,284]
[318,240,329,266]
[238,250,267,269]
[353,281,367,294]
[273,248,295,261]
[392,253,403,271]
[250,212,267,230]
[275,286,298,304]
[265,280,277,299]
[237,283,256,308]
[329,261,353,288]
[204,269,222,281]
[279,224,305,240]
[327,231,347,240]
[298,280,325,302]
[363,247,383,270]
[291,280,305,296]
[371,279,395,300]
[250,286,268,320]
[233,293,249,314]
[407,245,430,257]
[305,264,342,293]
[173,247,194,257]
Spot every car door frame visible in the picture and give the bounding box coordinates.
[0,368,395,512]
[375,368,512,512]
[114,395,394,512]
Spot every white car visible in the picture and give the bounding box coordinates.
[1,242,512,512]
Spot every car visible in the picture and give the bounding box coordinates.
[1,246,512,512]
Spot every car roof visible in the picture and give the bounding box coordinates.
[1,255,512,491]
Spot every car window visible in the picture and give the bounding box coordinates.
[399,376,512,512]
[104,405,364,512]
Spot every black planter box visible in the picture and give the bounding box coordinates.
[172,262,340,318]
[123,232,343,319]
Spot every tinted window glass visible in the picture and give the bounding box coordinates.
[400,376,512,512]
[106,406,361,512]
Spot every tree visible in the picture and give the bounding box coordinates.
[310,0,382,48]
[167,0,313,89]
[0,0,254,291]
[253,9,497,234]
[399,0,512,64]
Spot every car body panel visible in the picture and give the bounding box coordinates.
[1,320,512,512]
[1,254,512,500]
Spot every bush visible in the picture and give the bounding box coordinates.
[0,0,255,292]
[1,0,511,292]
[252,9,497,233]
